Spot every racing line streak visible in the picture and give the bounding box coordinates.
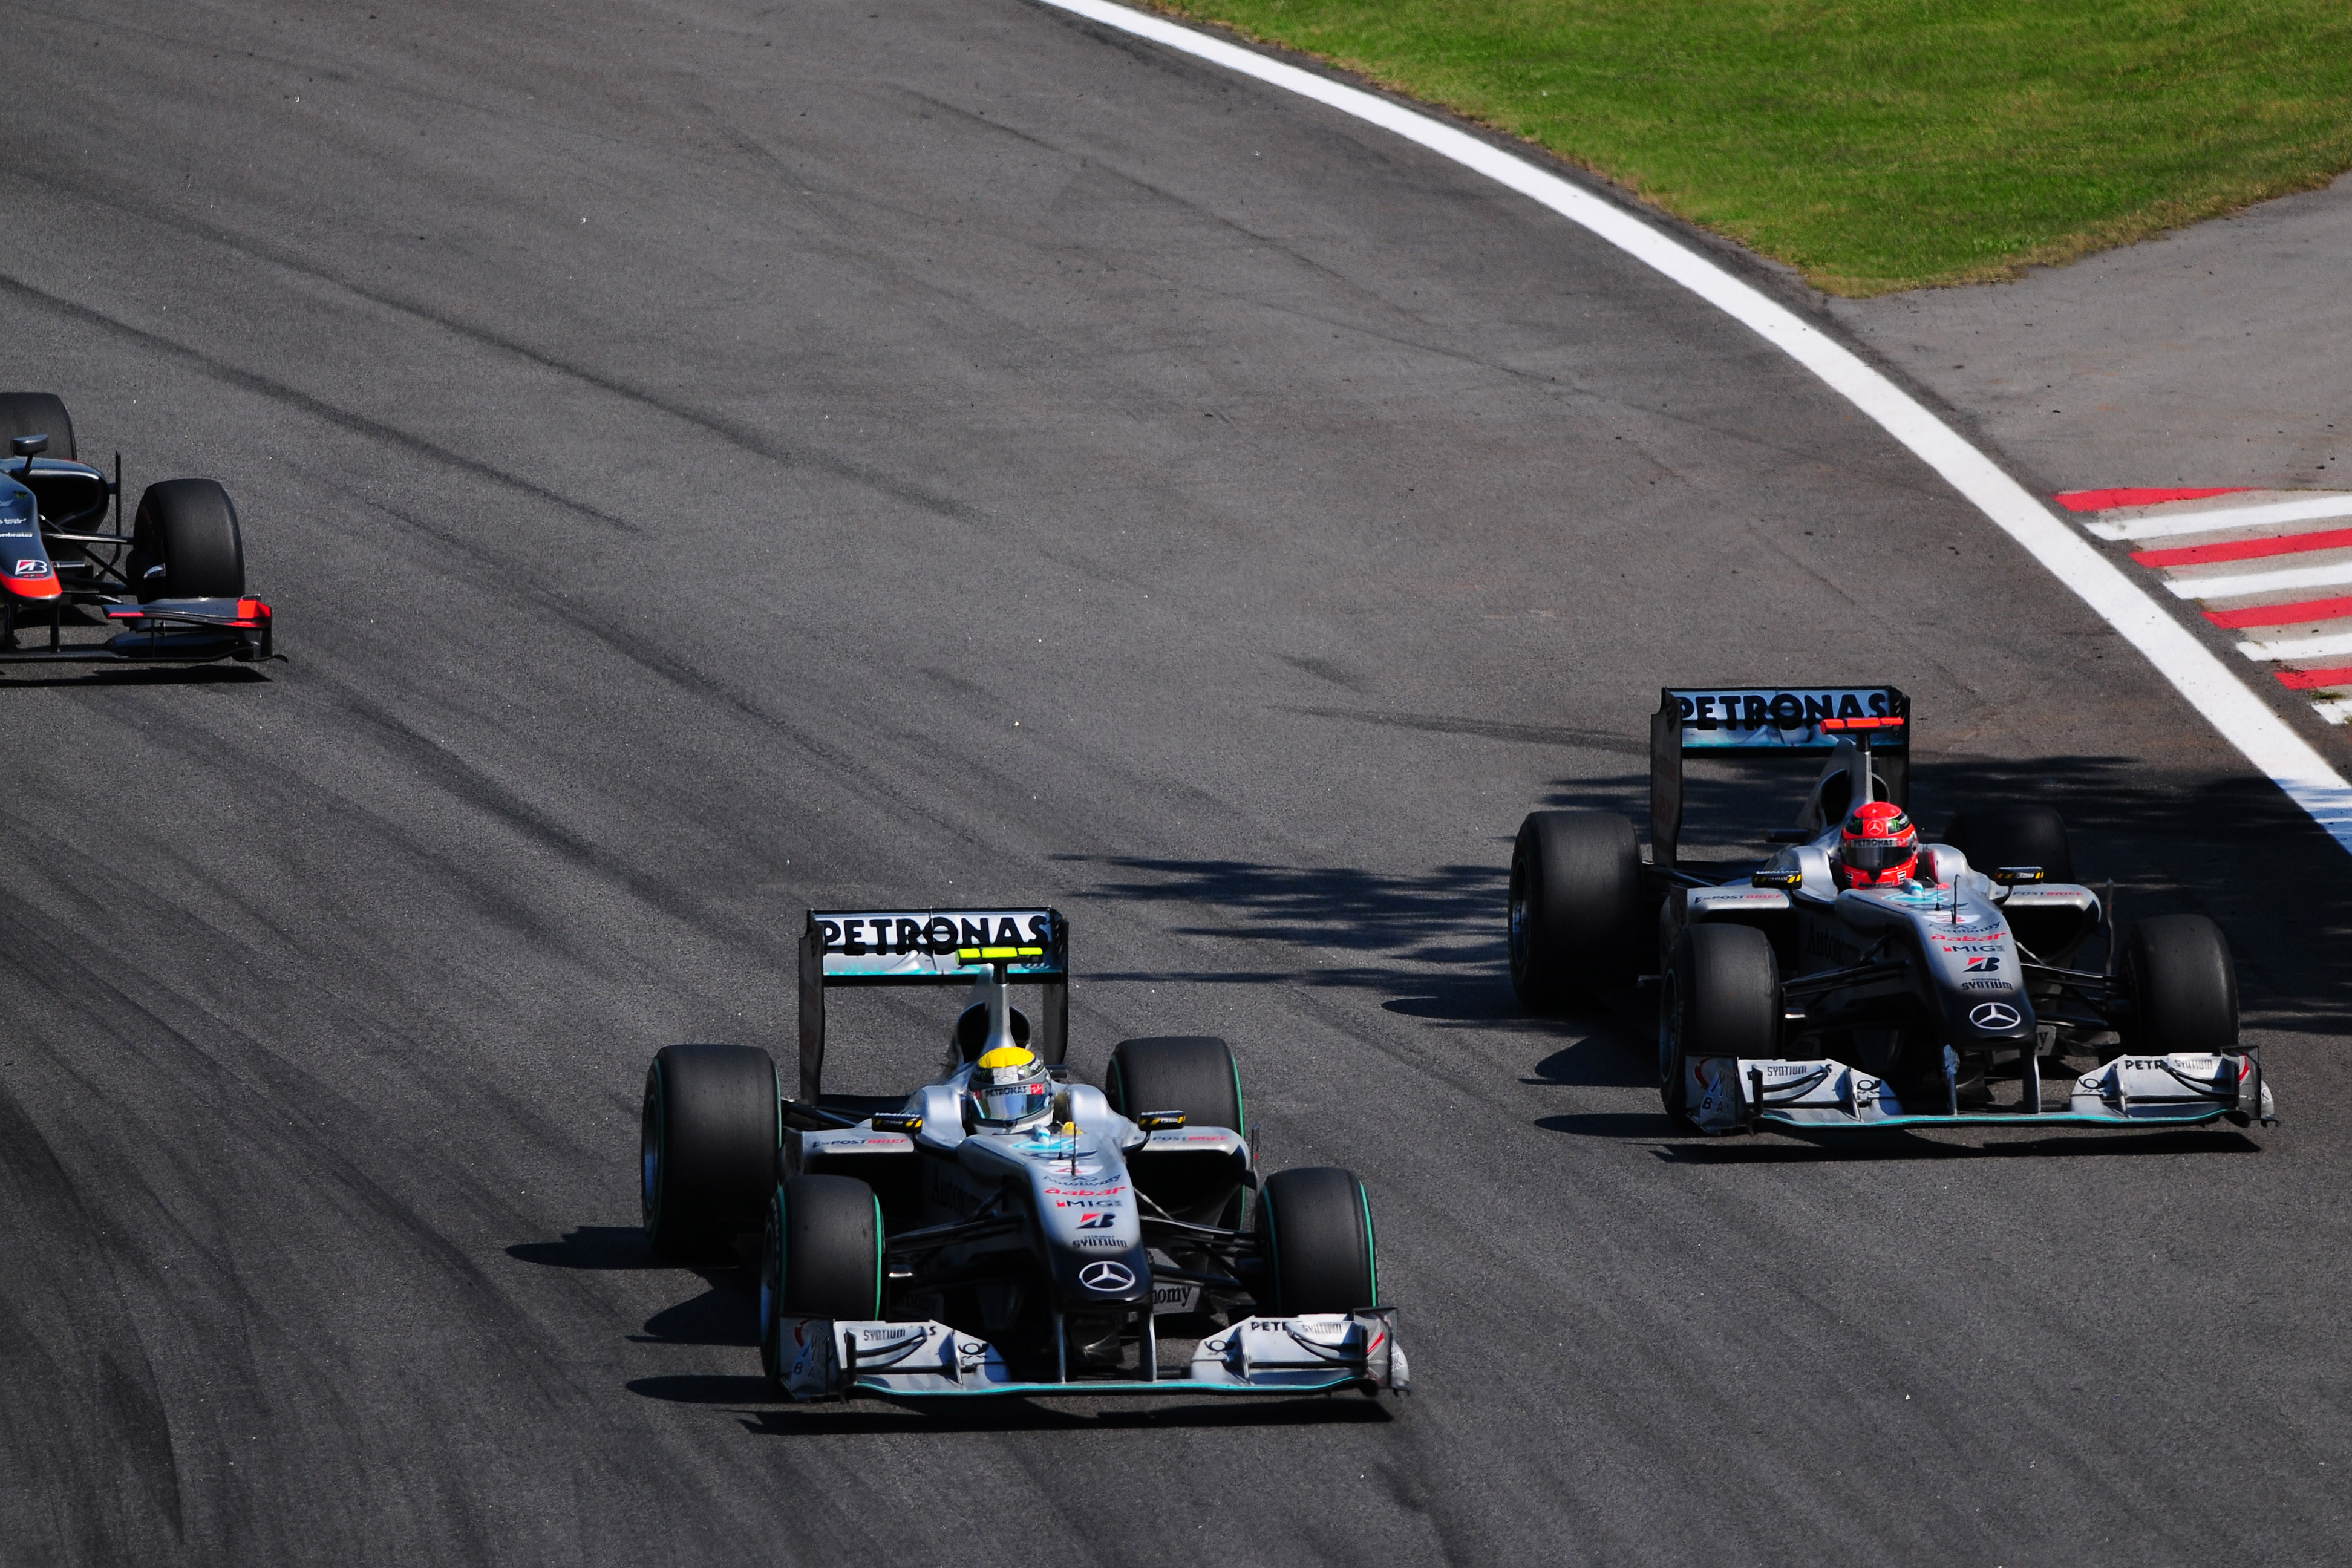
[1035,0,2352,854]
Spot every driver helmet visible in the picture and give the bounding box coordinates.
[969,1044,1054,1129]
[1835,800,1919,887]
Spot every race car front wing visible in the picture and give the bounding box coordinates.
[1679,1048,2273,1134]
[773,1308,1406,1400]
[0,597,275,664]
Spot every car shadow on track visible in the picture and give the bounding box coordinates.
[1062,851,1531,1028]
[620,1376,1394,1432]
[1530,1112,2265,1163]
[508,1225,759,1346]
[0,663,272,687]
[1521,1034,1654,1089]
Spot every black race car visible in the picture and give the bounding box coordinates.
[0,391,273,664]
[637,906,1405,1400]
[1509,685,2273,1135]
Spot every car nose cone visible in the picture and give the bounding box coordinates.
[1969,1002,2023,1030]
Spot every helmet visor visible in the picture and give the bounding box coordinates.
[975,1081,1051,1125]
[1843,836,1917,872]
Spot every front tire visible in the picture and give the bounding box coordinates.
[1106,1035,1243,1132]
[0,391,76,460]
[2121,915,2238,1054]
[759,1175,883,1388]
[1509,811,1642,1011]
[1256,1166,1377,1315]
[640,1043,778,1259]
[1945,803,2074,884]
[1659,923,1780,1122]
[127,478,245,601]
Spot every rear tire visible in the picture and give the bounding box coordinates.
[1659,923,1780,1120]
[759,1176,883,1387]
[1945,803,2074,884]
[0,391,75,461]
[1106,1036,1243,1133]
[641,1044,778,1259]
[1509,811,1642,1011]
[127,478,244,601]
[2121,915,2238,1054]
[1256,1166,1377,1315]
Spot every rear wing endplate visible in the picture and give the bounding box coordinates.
[1650,687,1909,866]
[795,908,1068,1102]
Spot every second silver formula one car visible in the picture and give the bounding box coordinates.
[1509,685,2275,1136]
[636,907,1405,1401]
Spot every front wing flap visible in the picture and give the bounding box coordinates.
[0,598,276,664]
[776,1309,1405,1400]
[1680,1050,2273,1134]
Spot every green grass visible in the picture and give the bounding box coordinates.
[1145,0,2352,294]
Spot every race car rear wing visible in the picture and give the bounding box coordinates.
[795,907,1068,1102]
[1650,686,1909,866]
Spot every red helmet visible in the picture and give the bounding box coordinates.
[1836,800,1919,887]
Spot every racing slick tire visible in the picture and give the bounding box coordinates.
[1111,1035,1250,1226]
[0,391,75,460]
[127,478,244,602]
[641,1043,778,1260]
[1659,923,1781,1122]
[1256,1166,1377,1315]
[759,1175,883,1388]
[2120,914,2239,1054]
[1944,803,2074,884]
[1106,1035,1244,1132]
[1509,811,1642,1011]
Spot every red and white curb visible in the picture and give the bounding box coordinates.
[1034,0,2352,853]
[2061,487,2352,724]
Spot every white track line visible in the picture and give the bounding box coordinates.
[2086,492,2352,543]
[1034,0,2352,849]
[2239,630,2352,662]
[2172,559,2352,601]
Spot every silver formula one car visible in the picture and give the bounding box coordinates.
[1509,686,2275,1136]
[636,907,1404,1401]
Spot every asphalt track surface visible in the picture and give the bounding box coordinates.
[3,2,2348,1563]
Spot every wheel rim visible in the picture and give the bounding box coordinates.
[1506,849,1531,976]
[759,1202,783,1377]
[639,1068,664,1232]
[1658,972,1684,1105]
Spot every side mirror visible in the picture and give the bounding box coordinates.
[1990,866,2046,886]
[869,1111,923,1135]
[8,434,47,460]
[1135,1111,1187,1132]
[1750,871,1803,892]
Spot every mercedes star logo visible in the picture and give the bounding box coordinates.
[1079,1261,1135,1293]
[1969,1002,2023,1030]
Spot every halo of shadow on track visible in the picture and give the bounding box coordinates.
[1531,1112,2264,1163]
[615,1380,1396,1433]
[1063,742,2352,1039]
[0,662,272,687]
[509,1227,759,1345]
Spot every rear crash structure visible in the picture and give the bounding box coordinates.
[638,907,1406,1401]
[1511,686,2275,1137]
[0,392,275,665]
